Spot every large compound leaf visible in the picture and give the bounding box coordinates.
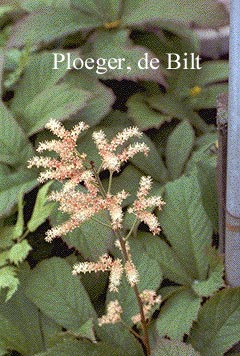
[8,8,101,48]
[156,288,201,340]
[158,175,213,280]
[189,287,240,356]
[25,257,96,330]
[122,0,229,28]
[92,29,166,84]
[152,339,200,356]
[0,104,33,166]
[11,52,90,135]
[11,52,69,112]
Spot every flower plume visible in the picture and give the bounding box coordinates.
[128,176,165,235]
[92,127,149,172]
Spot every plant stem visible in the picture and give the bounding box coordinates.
[117,233,151,356]
[124,217,138,240]
[91,164,151,355]
[108,170,113,194]
[18,228,30,243]
[120,320,143,341]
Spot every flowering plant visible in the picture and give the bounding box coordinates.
[28,119,165,356]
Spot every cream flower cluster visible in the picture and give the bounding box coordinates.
[128,176,165,235]
[28,119,149,241]
[92,127,149,172]
[131,290,161,325]
[72,252,139,292]
[98,300,123,326]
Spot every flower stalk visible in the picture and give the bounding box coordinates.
[28,119,164,356]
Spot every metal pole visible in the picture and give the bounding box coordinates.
[217,94,228,255]
[226,0,240,287]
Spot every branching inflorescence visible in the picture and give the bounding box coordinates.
[28,119,165,356]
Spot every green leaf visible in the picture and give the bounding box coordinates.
[28,182,55,232]
[127,94,172,131]
[72,0,122,22]
[50,208,114,260]
[25,257,96,330]
[11,52,69,114]
[134,232,192,285]
[0,265,60,355]
[159,286,187,302]
[0,104,34,166]
[49,318,97,345]
[185,138,217,174]
[0,266,19,301]
[96,324,144,356]
[63,70,115,126]
[122,0,229,28]
[152,339,200,356]
[0,251,10,268]
[22,83,90,136]
[130,133,169,183]
[11,52,91,135]
[189,287,240,356]
[196,159,218,232]
[147,93,209,133]
[191,247,225,298]
[35,340,126,356]
[8,240,32,266]
[158,175,213,280]
[7,9,101,48]
[13,193,24,239]
[156,288,201,340]
[20,0,71,11]
[189,83,228,110]
[92,29,166,84]
[0,169,37,218]
[0,313,27,355]
[0,5,15,18]
[0,226,15,250]
[4,44,31,89]
[103,165,143,207]
[197,61,229,87]
[165,121,195,180]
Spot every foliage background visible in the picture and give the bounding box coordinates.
[0,1,239,356]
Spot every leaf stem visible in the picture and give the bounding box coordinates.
[124,217,138,240]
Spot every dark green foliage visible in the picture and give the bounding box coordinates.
[0,1,235,356]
